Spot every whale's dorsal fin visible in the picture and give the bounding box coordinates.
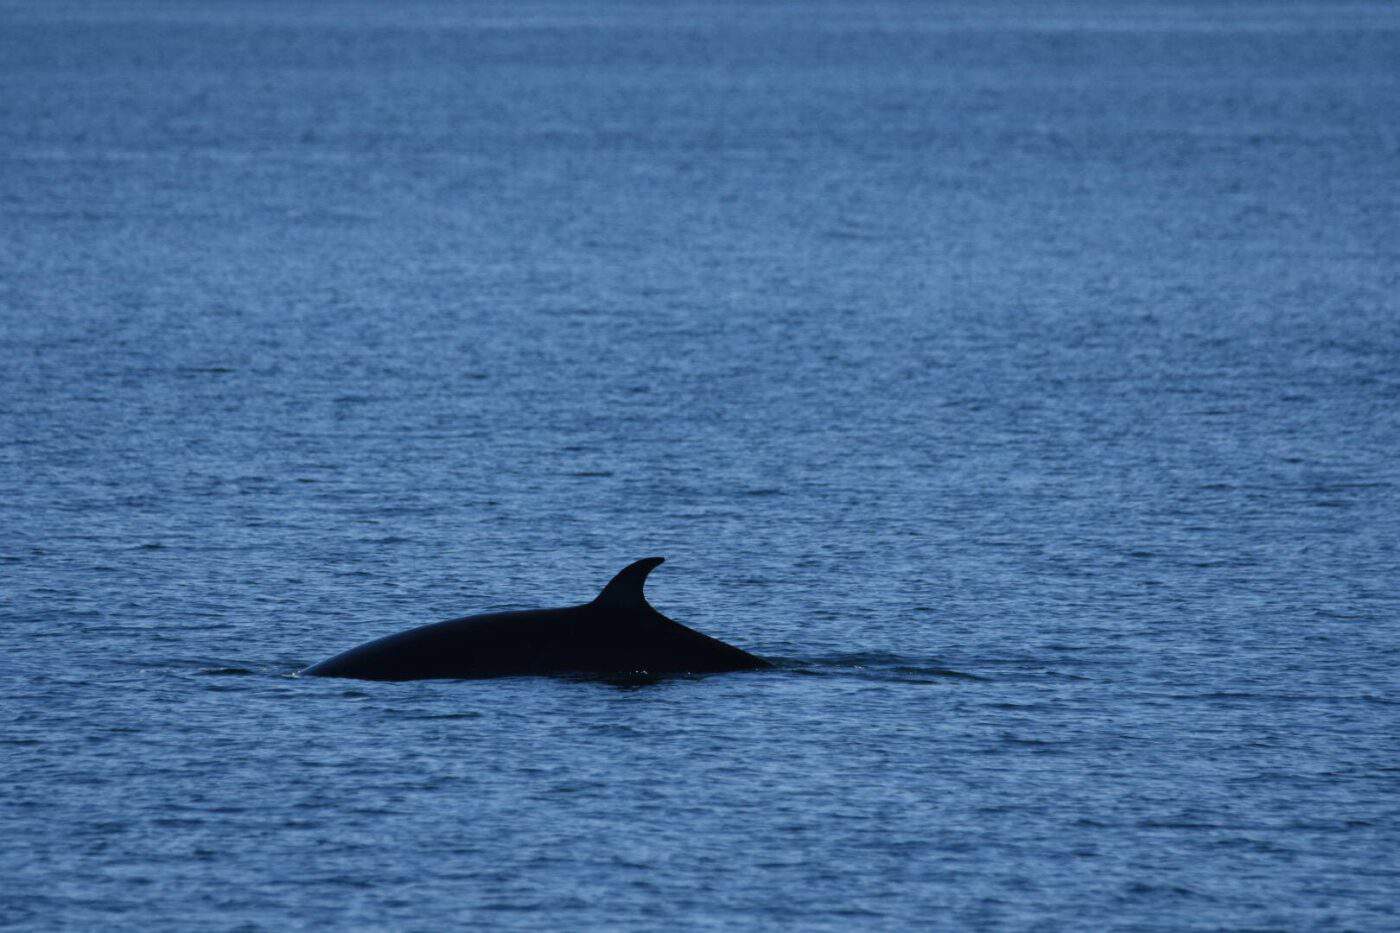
[594,557,665,609]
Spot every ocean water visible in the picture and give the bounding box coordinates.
[2,1,1398,928]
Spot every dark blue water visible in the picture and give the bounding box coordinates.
[3,1,1398,928]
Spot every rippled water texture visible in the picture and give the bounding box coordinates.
[3,1,1398,928]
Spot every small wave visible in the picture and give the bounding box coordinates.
[890,665,983,681]
[1001,735,1062,747]
[197,667,256,676]
[1162,691,1334,703]
[175,366,235,375]
[782,653,984,682]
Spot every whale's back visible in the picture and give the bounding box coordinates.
[300,607,580,681]
[299,559,770,681]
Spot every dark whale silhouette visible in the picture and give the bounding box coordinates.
[299,557,770,681]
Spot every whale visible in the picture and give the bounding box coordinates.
[299,557,770,681]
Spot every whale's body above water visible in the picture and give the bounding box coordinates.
[299,557,770,681]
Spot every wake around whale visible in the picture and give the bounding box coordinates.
[299,557,771,681]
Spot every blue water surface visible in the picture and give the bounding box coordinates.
[2,1,1398,928]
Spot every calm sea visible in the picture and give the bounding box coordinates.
[2,1,1398,928]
